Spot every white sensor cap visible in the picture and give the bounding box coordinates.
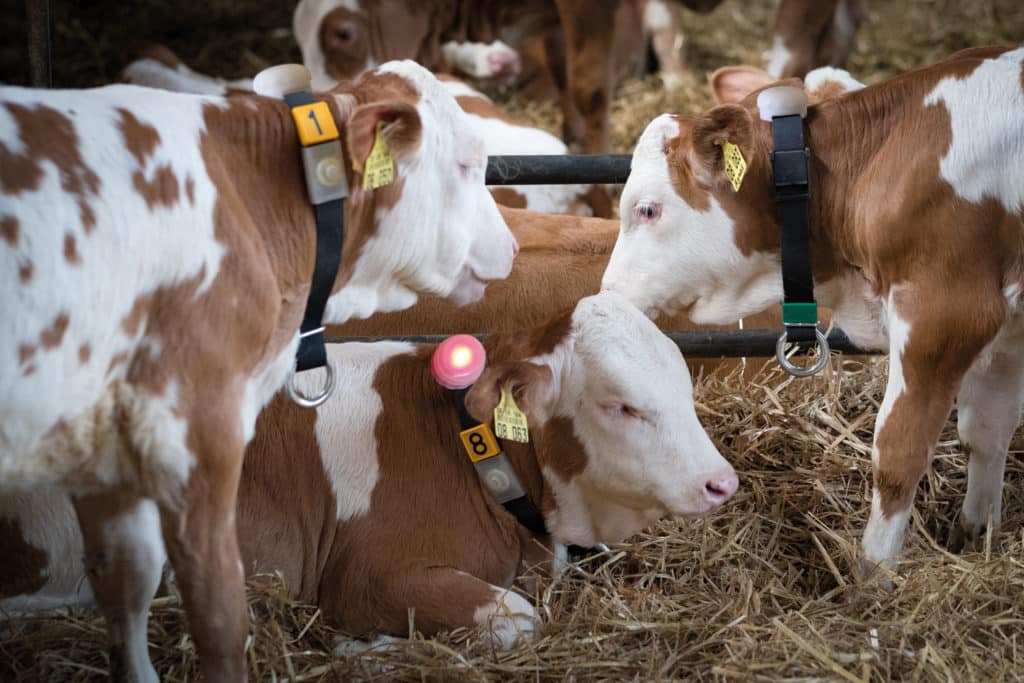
[253,64,313,98]
[756,85,808,121]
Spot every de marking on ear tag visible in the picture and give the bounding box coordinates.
[362,121,394,190]
[720,141,746,192]
[494,388,529,443]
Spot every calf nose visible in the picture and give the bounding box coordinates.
[703,470,738,506]
[511,236,520,257]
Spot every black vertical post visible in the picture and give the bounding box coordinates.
[26,0,52,88]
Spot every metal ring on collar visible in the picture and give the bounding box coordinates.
[286,360,337,408]
[775,327,830,377]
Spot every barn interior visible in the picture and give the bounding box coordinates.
[3,1,1024,680]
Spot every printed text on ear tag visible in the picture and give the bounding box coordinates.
[494,388,529,443]
[720,141,747,192]
[363,121,394,190]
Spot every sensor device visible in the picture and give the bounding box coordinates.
[431,334,486,390]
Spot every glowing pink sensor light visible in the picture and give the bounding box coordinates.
[431,334,486,390]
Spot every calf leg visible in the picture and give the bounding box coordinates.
[645,0,686,91]
[72,492,164,683]
[159,436,248,683]
[861,291,1002,577]
[555,0,618,153]
[951,340,1024,550]
[330,565,535,649]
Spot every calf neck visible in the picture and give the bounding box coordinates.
[0,60,513,681]
[603,46,1024,574]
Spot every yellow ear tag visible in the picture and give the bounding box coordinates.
[720,141,747,192]
[362,121,394,190]
[494,388,529,443]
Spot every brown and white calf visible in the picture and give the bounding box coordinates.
[602,46,1024,576]
[123,46,611,217]
[335,205,799,378]
[763,0,865,80]
[1,291,737,651]
[0,60,516,681]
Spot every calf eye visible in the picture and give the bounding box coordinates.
[602,402,645,421]
[634,202,662,223]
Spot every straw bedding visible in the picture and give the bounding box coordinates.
[2,0,1024,680]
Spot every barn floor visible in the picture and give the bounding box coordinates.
[3,0,1024,681]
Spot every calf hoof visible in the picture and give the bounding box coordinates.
[947,520,998,554]
[857,557,896,591]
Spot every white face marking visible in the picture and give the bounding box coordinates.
[440,41,518,80]
[763,35,792,79]
[601,114,783,323]
[923,48,1024,213]
[293,0,367,91]
[0,85,223,491]
[537,292,737,546]
[305,341,415,521]
[440,80,597,216]
[325,61,516,321]
[473,585,535,650]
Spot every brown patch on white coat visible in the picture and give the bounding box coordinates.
[1,60,514,682]
[603,46,1024,578]
[3,292,735,650]
[333,205,807,378]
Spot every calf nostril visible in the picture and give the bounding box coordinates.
[703,473,738,503]
[511,238,520,257]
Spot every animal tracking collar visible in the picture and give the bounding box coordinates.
[255,65,349,407]
[757,85,830,377]
[432,336,596,563]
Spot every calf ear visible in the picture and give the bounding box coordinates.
[464,361,555,426]
[346,101,423,172]
[688,104,754,186]
[708,65,775,105]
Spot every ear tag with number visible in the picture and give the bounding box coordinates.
[362,121,395,190]
[720,141,747,192]
[494,388,529,443]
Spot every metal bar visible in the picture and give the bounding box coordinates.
[327,328,880,358]
[485,154,631,186]
[26,0,52,88]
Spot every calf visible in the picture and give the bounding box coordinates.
[333,205,798,378]
[123,46,611,217]
[763,0,865,79]
[602,46,1024,577]
[2,291,737,650]
[0,60,515,681]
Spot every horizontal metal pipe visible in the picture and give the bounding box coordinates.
[327,328,881,358]
[485,154,632,186]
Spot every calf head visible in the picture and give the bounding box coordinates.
[326,61,517,320]
[465,291,737,547]
[601,66,862,323]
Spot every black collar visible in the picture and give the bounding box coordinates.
[452,387,595,562]
[281,90,349,404]
[768,111,830,376]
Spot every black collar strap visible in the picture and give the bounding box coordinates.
[769,113,817,345]
[760,85,830,377]
[452,388,595,562]
[281,90,349,406]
